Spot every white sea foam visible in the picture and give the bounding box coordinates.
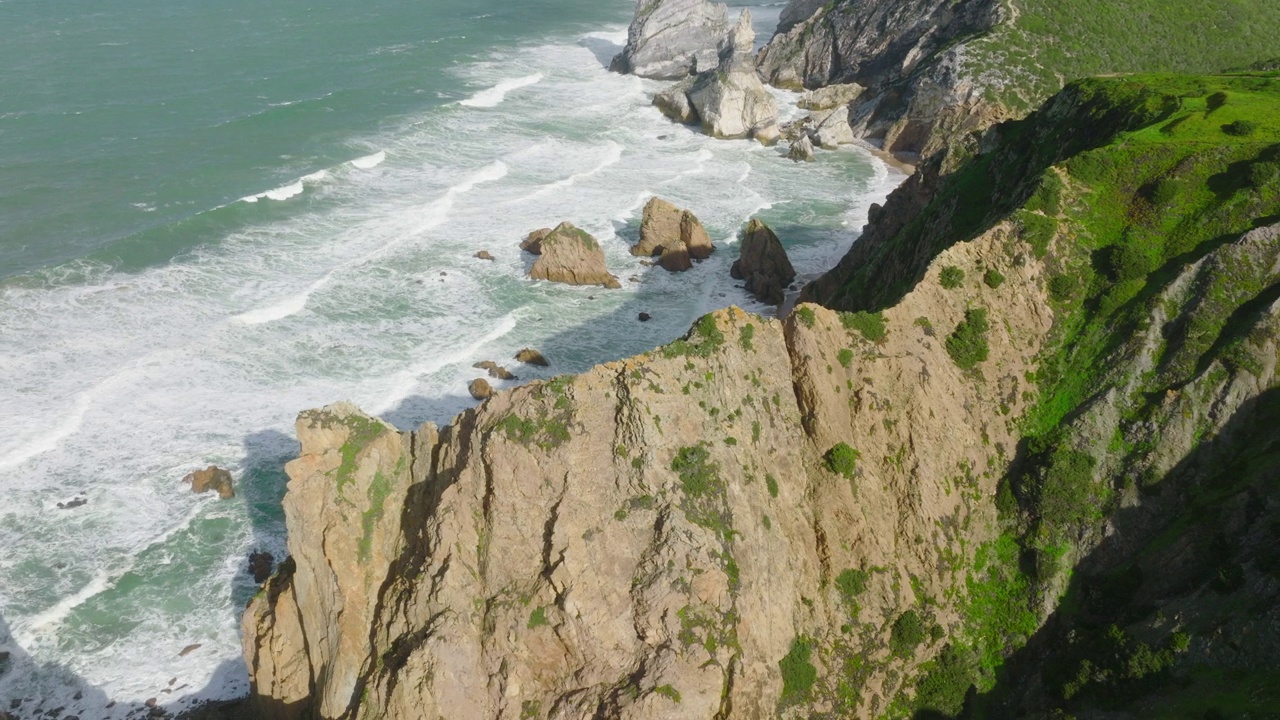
[0,392,90,471]
[351,150,386,169]
[508,141,622,203]
[458,73,544,108]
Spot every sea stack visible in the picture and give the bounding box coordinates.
[630,198,715,272]
[731,219,796,305]
[611,0,731,79]
[525,222,621,289]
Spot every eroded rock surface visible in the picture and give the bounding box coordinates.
[611,0,730,80]
[686,11,779,141]
[631,198,715,272]
[528,222,621,289]
[731,219,796,304]
[184,466,235,499]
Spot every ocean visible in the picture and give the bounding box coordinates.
[0,0,903,715]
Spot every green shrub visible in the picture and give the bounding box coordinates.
[983,269,1006,289]
[825,443,860,479]
[1222,119,1258,136]
[913,645,979,716]
[795,306,816,328]
[840,311,887,342]
[940,266,966,289]
[890,609,926,655]
[1148,177,1183,205]
[1106,241,1159,281]
[945,308,991,370]
[528,606,549,629]
[1018,211,1058,258]
[1249,161,1280,187]
[837,348,854,368]
[779,636,818,706]
[1048,274,1078,301]
[1029,446,1098,537]
[766,473,779,498]
[835,568,869,607]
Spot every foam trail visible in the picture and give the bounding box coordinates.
[613,191,653,222]
[459,73,544,108]
[0,392,91,471]
[351,150,386,169]
[660,148,715,185]
[232,275,329,325]
[411,160,508,234]
[509,142,623,203]
[583,29,627,45]
[241,180,303,203]
[373,313,520,414]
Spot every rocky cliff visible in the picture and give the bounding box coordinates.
[759,0,1280,156]
[242,72,1280,718]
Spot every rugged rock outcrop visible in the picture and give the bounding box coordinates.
[184,466,235,499]
[630,198,715,272]
[526,222,621,289]
[515,348,550,367]
[520,228,550,255]
[474,361,516,381]
[611,0,731,80]
[468,378,495,400]
[653,78,697,124]
[756,0,1007,155]
[686,11,779,141]
[730,219,796,304]
[787,134,815,163]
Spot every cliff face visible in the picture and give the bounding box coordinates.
[242,223,1054,718]
[243,72,1280,718]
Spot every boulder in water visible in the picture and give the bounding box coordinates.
[469,378,495,401]
[731,219,797,305]
[474,361,516,381]
[184,466,235,500]
[653,78,698,124]
[630,198,715,272]
[788,134,816,162]
[474,250,495,261]
[529,222,622,289]
[611,0,731,80]
[515,348,550,367]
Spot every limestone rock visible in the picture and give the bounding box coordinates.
[473,361,516,381]
[653,78,698,124]
[631,198,715,271]
[515,348,550,367]
[184,466,234,500]
[520,228,550,255]
[469,378,495,400]
[611,0,731,80]
[812,105,856,147]
[731,220,796,305]
[528,222,621,289]
[687,11,779,141]
[798,83,864,111]
[777,0,827,34]
[787,134,816,162]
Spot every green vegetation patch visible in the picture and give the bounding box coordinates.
[946,308,991,370]
[940,266,966,289]
[778,635,818,708]
[661,314,726,359]
[824,443,860,479]
[839,310,888,342]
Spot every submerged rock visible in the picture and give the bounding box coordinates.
[631,198,715,272]
[731,219,796,305]
[474,250,495,261]
[611,0,730,80]
[515,348,550,367]
[56,497,88,510]
[184,466,234,500]
[528,222,621,289]
[474,361,516,381]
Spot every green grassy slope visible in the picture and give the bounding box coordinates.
[967,0,1280,111]
[812,73,1280,717]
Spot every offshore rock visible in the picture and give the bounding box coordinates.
[515,348,550,367]
[631,198,715,272]
[730,219,796,304]
[529,222,621,289]
[612,0,731,80]
[468,378,495,401]
[519,228,550,255]
[687,10,779,141]
[653,78,698,124]
[184,466,234,500]
[787,134,815,162]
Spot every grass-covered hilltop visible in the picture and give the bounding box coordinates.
[758,0,1280,155]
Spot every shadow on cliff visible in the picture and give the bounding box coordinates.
[919,387,1280,719]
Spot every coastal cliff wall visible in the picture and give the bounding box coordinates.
[241,71,1280,717]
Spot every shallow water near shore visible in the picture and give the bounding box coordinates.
[0,1,903,715]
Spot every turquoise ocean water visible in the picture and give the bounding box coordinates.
[0,0,902,715]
